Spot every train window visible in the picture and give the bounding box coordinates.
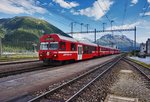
[83,45,95,54]
[59,41,66,51]
[49,42,58,50]
[94,47,96,51]
[40,42,49,50]
[83,46,88,54]
[71,43,76,51]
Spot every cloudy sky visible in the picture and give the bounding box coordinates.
[0,0,150,43]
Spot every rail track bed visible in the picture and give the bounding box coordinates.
[0,60,45,78]
[0,55,120,102]
[28,57,150,102]
[0,59,39,65]
[0,55,121,78]
[27,56,122,102]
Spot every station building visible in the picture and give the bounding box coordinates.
[146,38,150,55]
[140,38,150,55]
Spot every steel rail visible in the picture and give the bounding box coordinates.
[28,55,123,102]
[125,57,150,70]
[123,58,150,81]
[66,56,122,102]
[0,60,39,66]
[0,65,52,78]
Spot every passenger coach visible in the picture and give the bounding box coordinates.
[39,34,119,64]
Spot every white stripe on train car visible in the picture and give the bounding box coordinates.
[58,51,78,54]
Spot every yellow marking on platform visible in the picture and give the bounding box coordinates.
[105,94,138,102]
[120,70,133,73]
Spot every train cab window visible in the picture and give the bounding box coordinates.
[40,42,49,50]
[49,42,58,50]
[71,43,76,51]
[59,41,66,51]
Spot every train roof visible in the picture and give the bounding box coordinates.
[77,40,98,46]
[44,34,118,49]
[56,34,77,42]
[57,34,97,46]
[100,45,118,50]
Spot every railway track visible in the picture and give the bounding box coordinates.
[28,55,123,102]
[0,65,52,78]
[0,60,47,78]
[65,58,150,102]
[124,58,150,80]
[0,60,39,66]
[0,55,120,78]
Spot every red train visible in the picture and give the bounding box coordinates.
[39,34,120,64]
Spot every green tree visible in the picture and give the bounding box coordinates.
[0,28,5,56]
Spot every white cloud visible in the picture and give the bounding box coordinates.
[131,0,138,4]
[52,0,79,9]
[109,22,141,30]
[42,3,48,6]
[144,11,150,16]
[70,0,113,20]
[0,0,47,14]
[148,0,150,3]
[70,9,79,15]
[39,16,45,20]
[48,2,53,6]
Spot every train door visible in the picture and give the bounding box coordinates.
[78,45,82,60]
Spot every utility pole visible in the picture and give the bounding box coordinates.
[111,20,114,34]
[65,28,136,50]
[110,20,114,47]
[102,23,106,32]
[94,29,96,43]
[86,24,89,33]
[80,23,84,33]
[134,26,136,56]
[71,22,74,37]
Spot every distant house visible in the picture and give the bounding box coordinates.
[140,38,150,56]
[140,43,146,55]
[146,38,150,55]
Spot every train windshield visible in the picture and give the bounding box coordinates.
[49,42,58,50]
[40,42,49,50]
[40,42,58,50]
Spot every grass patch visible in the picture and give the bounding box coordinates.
[0,54,38,62]
[129,58,150,69]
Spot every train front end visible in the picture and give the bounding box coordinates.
[39,34,59,64]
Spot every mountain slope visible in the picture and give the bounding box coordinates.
[96,34,139,51]
[0,16,70,51]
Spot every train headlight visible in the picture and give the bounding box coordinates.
[53,54,57,57]
[47,52,50,56]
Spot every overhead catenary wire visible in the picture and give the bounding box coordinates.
[122,0,128,25]
[96,0,111,24]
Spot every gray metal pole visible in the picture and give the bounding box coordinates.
[95,29,96,43]
[86,24,89,33]
[134,26,136,56]
[81,23,83,33]
[0,37,2,56]
[71,22,73,37]
[111,20,114,35]
[103,23,106,32]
